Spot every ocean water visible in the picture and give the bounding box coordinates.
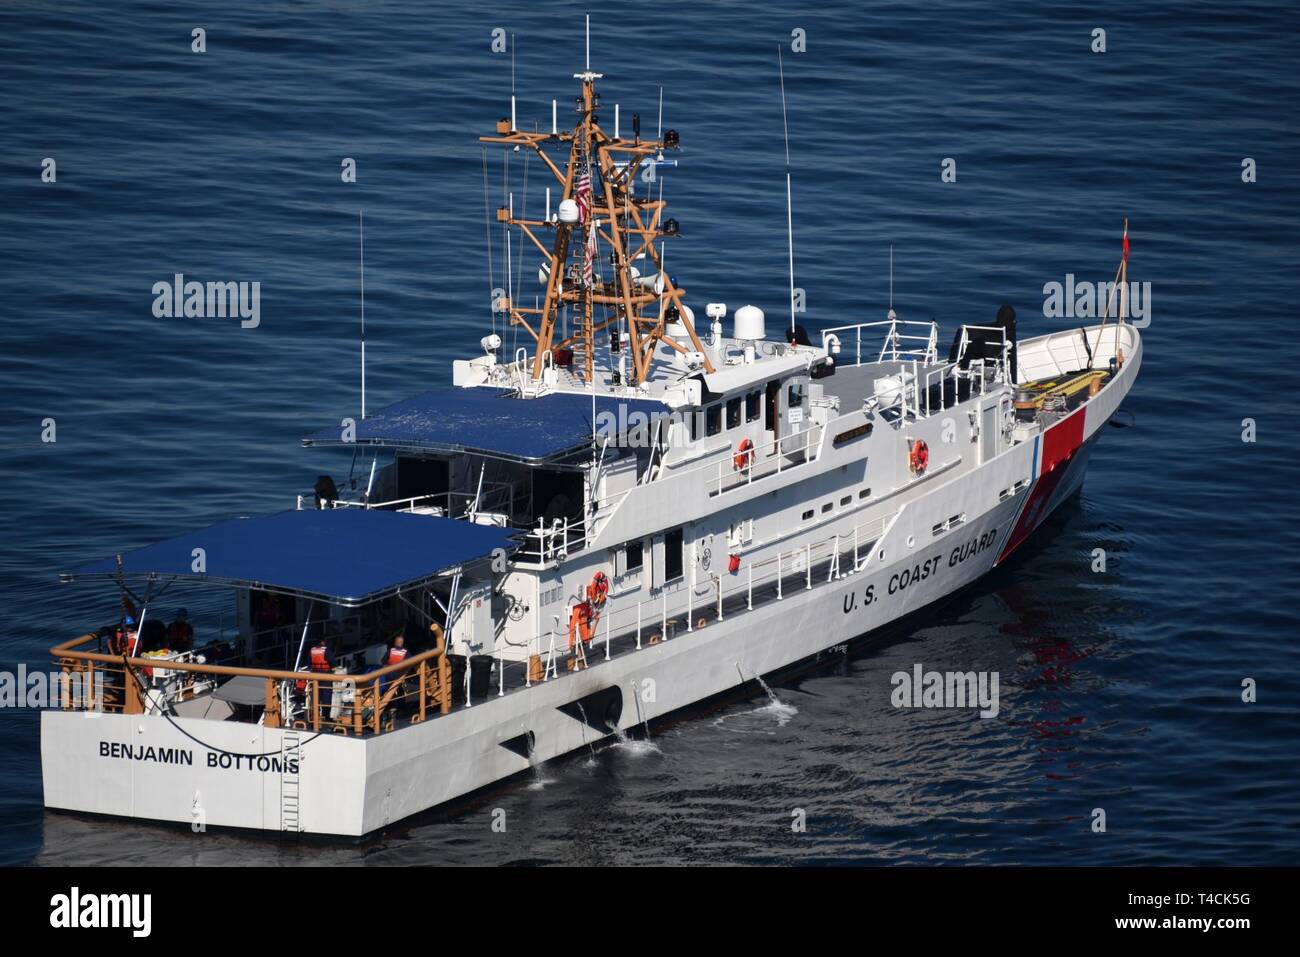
[1,0,1298,865]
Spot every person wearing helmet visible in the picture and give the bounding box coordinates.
[111,615,137,656]
[167,608,194,651]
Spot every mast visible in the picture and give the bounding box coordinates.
[778,47,796,336]
[480,33,711,387]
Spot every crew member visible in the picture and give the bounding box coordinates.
[309,636,333,673]
[167,608,194,651]
[115,615,138,656]
[385,634,409,666]
[309,635,334,713]
[382,635,409,699]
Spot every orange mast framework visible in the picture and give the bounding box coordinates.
[481,70,714,386]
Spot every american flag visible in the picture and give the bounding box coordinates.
[583,225,597,287]
[575,163,591,223]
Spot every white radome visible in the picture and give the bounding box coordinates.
[734,304,766,341]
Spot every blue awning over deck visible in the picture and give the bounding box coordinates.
[61,508,516,606]
[302,387,672,462]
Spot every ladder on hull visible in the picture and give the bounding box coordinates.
[280,729,302,833]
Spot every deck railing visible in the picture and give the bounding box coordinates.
[821,317,938,366]
[658,424,825,499]
[53,507,899,737]
[506,508,893,691]
[51,628,455,735]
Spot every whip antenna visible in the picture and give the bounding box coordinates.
[778,47,796,335]
[359,209,366,419]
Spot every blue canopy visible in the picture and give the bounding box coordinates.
[62,508,516,605]
[302,387,672,462]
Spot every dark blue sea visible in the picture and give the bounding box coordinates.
[1,0,1297,866]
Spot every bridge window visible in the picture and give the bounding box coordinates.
[706,404,722,437]
[746,390,761,422]
[726,397,742,429]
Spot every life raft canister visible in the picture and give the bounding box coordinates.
[909,438,929,476]
[733,437,755,471]
[587,570,610,608]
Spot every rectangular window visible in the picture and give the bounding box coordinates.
[840,495,852,507]
[801,509,814,521]
[746,390,761,422]
[664,528,684,581]
[690,410,700,442]
[626,539,644,572]
[821,501,833,514]
[726,397,742,429]
[706,405,722,437]
[859,487,872,499]
[787,383,805,407]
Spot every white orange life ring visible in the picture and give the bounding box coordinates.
[909,439,929,475]
[733,437,755,471]
[586,570,609,607]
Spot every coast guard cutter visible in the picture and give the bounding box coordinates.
[43,59,1141,836]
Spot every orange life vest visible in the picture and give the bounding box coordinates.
[309,644,331,672]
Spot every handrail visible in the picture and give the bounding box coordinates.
[822,318,938,366]
[520,506,895,672]
[51,633,444,685]
[53,625,456,733]
[663,423,823,491]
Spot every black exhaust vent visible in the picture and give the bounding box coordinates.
[557,686,624,733]
[499,730,536,760]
